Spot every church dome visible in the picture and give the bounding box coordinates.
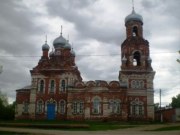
[64,40,71,49]
[53,34,66,48]
[42,42,50,51]
[125,9,143,24]
[70,49,75,57]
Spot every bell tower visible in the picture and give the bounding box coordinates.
[119,7,155,120]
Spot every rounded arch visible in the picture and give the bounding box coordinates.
[59,100,66,114]
[36,99,44,114]
[96,81,108,87]
[132,50,142,66]
[49,79,56,93]
[86,81,96,87]
[75,82,85,88]
[38,79,45,93]
[132,25,138,36]
[109,81,120,88]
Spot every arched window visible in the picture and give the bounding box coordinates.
[109,99,121,114]
[23,101,29,113]
[50,80,55,93]
[130,99,144,116]
[60,80,66,92]
[131,80,144,89]
[59,100,66,114]
[39,80,44,93]
[72,101,84,114]
[37,100,44,114]
[93,98,101,114]
[132,26,138,36]
[72,101,78,114]
[133,51,141,66]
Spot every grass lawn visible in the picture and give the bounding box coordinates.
[0,120,137,131]
[151,125,180,131]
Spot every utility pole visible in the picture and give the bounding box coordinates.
[160,89,163,122]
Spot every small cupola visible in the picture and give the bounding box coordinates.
[53,26,66,49]
[42,42,50,51]
[64,40,71,49]
[125,8,143,25]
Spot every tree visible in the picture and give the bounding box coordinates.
[171,94,180,108]
[0,91,15,120]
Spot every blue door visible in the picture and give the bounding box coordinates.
[47,104,55,120]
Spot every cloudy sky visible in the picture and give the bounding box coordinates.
[0,0,179,106]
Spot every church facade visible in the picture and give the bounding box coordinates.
[15,9,155,121]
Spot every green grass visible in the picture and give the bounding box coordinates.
[0,120,137,131]
[152,126,180,131]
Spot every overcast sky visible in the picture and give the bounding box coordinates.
[0,0,179,106]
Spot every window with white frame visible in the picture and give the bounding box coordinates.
[23,101,29,113]
[130,99,144,116]
[60,80,66,92]
[59,100,66,114]
[131,80,144,89]
[109,99,121,114]
[50,80,55,93]
[37,100,44,113]
[72,101,84,114]
[38,80,44,93]
[93,98,101,114]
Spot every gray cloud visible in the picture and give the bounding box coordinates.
[0,0,179,106]
[46,0,124,45]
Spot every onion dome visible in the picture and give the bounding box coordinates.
[125,9,143,24]
[64,40,71,49]
[53,34,66,48]
[70,48,75,57]
[42,42,50,51]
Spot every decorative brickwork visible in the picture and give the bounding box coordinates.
[16,9,155,121]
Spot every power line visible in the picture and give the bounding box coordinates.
[0,51,178,58]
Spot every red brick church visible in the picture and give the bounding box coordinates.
[15,8,155,121]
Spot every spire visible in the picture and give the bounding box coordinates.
[132,0,135,13]
[132,0,134,11]
[60,25,63,36]
[45,35,47,44]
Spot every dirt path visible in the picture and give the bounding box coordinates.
[0,124,180,135]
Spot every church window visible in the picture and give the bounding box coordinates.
[131,80,144,89]
[39,80,44,93]
[60,80,66,92]
[73,101,78,114]
[93,98,101,114]
[132,26,138,36]
[50,80,55,93]
[37,100,44,113]
[130,100,144,116]
[59,100,66,114]
[133,51,141,66]
[72,101,84,114]
[23,101,29,113]
[109,99,121,114]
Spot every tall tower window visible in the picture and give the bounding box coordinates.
[50,80,55,93]
[39,80,44,93]
[132,26,138,36]
[133,51,141,66]
[59,100,66,114]
[93,98,101,114]
[60,80,66,92]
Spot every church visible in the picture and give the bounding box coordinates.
[15,8,155,121]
